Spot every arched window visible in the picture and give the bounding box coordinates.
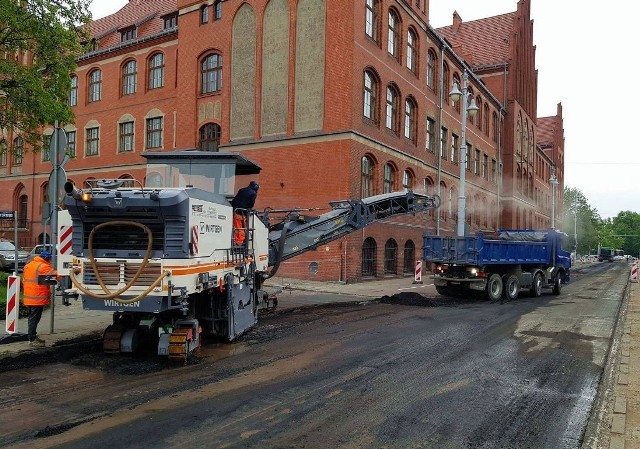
[492,111,499,142]
[69,75,78,106]
[362,237,377,277]
[383,163,395,193]
[404,97,417,143]
[361,155,374,198]
[148,52,165,89]
[402,170,412,191]
[214,0,222,20]
[449,186,457,220]
[452,73,461,112]
[122,59,137,95]
[363,70,378,122]
[18,194,27,228]
[385,84,399,134]
[88,69,101,102]
[365,0,380,43]
[483,104,490,135]
[199,123,221,151]
[406,28,417,74]
[426,49,436,91]
[387,9,400,60]
[13,136,23,165]
[443,63,450,105]
[384,238,398,275]
[201,53,223,94]
[475,96,482,129]
[403,240,415,274]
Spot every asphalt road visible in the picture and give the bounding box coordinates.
[0,262,628,449]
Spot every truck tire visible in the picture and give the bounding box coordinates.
[530,272,543,297]
[486,274,503,301]
[503,274,519,301]
[552,273,563,295]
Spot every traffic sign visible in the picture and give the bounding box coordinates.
[49,128,68,166]
[0,210,14,219]
[48,167,67,205]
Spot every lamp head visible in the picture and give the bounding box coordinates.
[449,80,462,102]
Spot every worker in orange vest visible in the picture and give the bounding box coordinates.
[231,181,259,245]
[22,250,57,346]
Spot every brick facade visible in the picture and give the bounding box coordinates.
[0,0,564,283]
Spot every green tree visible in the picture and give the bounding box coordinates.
[561,186,602,256]
[610,211,640,257]
[0,0,90,150]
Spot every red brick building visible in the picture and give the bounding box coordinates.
[0,0,564,282]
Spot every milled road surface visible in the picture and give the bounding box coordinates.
[0,262,628,449]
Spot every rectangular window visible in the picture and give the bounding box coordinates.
[440,127,447,160]
[474,149,481,175]
[491,158,497,183]
[42,135,51,162]
[86,127,99,156]
[119,121,135,152]
[146,117,163,149]
[120,27,136,42]
[68,76,78,106]
[163,14,178,29]
[465,143,472,172]
[66,131,76,158]
[426,117,435,153]
[483,154,489,180]
[450,133,458,165]
[0,148,6,166]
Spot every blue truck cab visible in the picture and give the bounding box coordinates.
[423,229,572,301]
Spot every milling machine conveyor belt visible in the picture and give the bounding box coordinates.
[267,191,439,268]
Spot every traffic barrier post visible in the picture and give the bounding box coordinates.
[413,260,423,284]
[5,275,20,334]
[631,261,638,283]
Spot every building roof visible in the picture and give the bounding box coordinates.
[436,12,515,68]
[89,0,177,38]
[536,116,556,147]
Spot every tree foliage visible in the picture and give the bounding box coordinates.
[0,0,90,150]
[562,186,640,257]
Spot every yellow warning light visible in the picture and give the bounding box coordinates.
[81,192,92,202]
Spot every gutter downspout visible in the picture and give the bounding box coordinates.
[497,62,508,231]
[436,45,444,236]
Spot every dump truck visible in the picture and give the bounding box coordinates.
[61,149,440,360]
[423,229,572,301]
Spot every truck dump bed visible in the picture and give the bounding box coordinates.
[423,230,570,267]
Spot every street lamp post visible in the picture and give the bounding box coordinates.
[549,167,558,229]
[449,71,478,237]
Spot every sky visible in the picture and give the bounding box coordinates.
[89,0,634,219]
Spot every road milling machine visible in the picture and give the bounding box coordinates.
[62,150,440,360]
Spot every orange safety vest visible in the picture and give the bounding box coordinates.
[22,256,57,307]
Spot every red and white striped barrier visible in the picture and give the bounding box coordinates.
[631,261,638,283]
[5,275,20,334]
[413,260,423,284]
[59,224,73,255]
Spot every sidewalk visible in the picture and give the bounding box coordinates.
[0,275,425,359]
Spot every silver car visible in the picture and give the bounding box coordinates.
[0,239,29,272]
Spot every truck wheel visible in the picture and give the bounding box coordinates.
[435,286,450,296]
[503,275,519,301]
[486,274,503,301]
[552,273,563,295]
[530,273,543,297]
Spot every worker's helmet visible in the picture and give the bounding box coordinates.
[40,250,52,260]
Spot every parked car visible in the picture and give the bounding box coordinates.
[26,243,55,264]
[0,239,29,272]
